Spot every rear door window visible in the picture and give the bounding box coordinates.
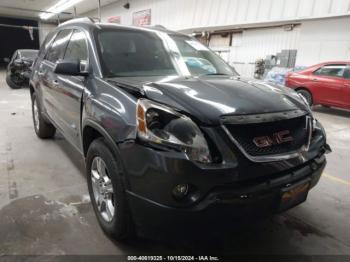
[45,29,72,63]
[314,64,346,77]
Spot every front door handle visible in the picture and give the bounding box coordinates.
[38,71,44,76]
[312,78,318,81]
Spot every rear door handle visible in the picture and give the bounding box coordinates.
[312,78,318,81]
[38,71,44,76]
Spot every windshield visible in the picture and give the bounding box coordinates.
[97,29,177,77]
[169,34,237,76]
[19,50,38,59]
[97,28,237,78]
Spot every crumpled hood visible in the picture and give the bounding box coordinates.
[107,75,309,125]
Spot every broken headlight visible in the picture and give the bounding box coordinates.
[136,99,211,163]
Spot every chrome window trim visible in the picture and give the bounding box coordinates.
[222,116,313,163]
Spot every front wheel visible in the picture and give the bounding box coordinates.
[86,138,135,241]
[6,73,23,89]
[297,89,313,106]
[31,93,56,139]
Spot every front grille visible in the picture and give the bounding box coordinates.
[225,115,309,156]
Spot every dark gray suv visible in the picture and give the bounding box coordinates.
[30,18,330,240]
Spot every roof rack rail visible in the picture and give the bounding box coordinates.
[144,25,169,31]
[152,25,167,30]
[60,17,99,26]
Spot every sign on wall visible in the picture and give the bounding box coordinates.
[107,16,121,24]
[132,9,151,26]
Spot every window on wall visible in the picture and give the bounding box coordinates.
[314,64,346,77]
[209,34,230,48]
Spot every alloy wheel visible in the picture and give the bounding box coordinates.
[91,156,115,222]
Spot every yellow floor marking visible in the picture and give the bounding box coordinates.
[323,173,350,187]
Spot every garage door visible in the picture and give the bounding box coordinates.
[0,16,39,67]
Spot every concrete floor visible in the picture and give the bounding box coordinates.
[0,70,350,255]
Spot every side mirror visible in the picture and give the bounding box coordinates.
[54,60,89,76]
[3,57,10,63]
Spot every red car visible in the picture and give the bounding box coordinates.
[285,61,350,109]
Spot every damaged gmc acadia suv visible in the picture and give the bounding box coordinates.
[30,18,330,240]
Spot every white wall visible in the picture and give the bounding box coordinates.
[83,0,350,77]
[84,0,350,31]
[229,25,301,76]
[229,17,350,76]
[296,17,350,66]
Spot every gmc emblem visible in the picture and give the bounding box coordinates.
[253,130,293,148]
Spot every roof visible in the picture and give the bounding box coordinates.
[58,17,185,36]
[312,61,350,67]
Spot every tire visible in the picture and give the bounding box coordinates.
[86,138,135,241]
[31,92,56,139]
[6,73,23,89]
[297,89,313,106]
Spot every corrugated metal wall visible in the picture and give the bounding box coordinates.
[85,0,350,31]
[229,25,301,76]
[296,16,350,65]
[82,0,350,77]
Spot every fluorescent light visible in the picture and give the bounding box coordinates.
[40,0,83,20]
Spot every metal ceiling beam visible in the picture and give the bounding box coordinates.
[97,0,101,22]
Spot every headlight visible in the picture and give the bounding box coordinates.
[136,99,211,163]
[313,118,326,139]
[298,93,311,109]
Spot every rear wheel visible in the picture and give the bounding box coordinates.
[31,93,56,138]
[297,89,313,106]
[86,138,135,241]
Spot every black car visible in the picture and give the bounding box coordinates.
[30,18,330,240]
[6,49,38,89]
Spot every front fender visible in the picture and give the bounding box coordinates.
[83,77,139,141]
[81,118,133,190]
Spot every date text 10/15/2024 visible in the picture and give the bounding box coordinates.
[127,256,220,261]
